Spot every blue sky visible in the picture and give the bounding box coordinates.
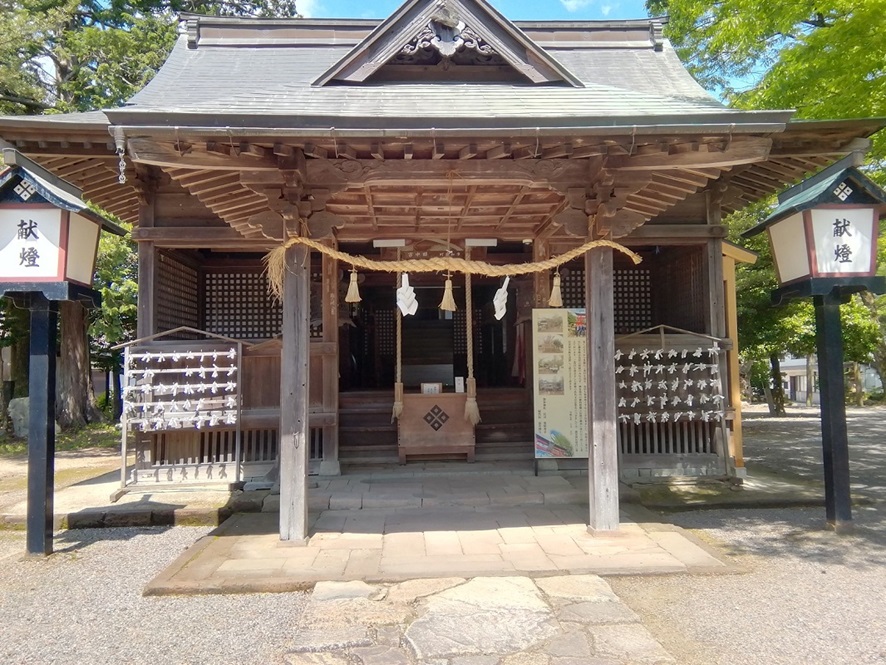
[296,0,654,21]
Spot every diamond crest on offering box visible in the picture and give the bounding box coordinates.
[423,405,449,431]
[833,182,853,201]
[14,180,35,200]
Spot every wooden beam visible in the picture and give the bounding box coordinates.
[624,224,726,240]
[486,143,512,160]
[304,143,328,160]
[273,143,295,158]
[432,141,445,160]
[542,143,573,160]
[512,146,535,160]
[459,143,478,160]
[606,137,771,171]
[279,244,310,543]
[242,142,273,159]
[403,144,414,160]
[129,138,279,170]
[656,170,712,189]
[371,143,385,160]
[306,158,589,188]
[585,246,619,533]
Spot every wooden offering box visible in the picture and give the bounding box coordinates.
[398,392,475,463]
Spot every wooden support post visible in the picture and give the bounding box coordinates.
[320,250,340,476]
[26,294,58,556]
[136,169,157,338]
[723,256,745,471]
[136,242,155,337]
[814,290,853,532]
[280,244,310,542]
[585,247,619,533]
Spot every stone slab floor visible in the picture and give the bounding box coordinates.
[281,576,675,665]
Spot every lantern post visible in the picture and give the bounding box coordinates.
[743,155,886,533]
[0,149,125,555]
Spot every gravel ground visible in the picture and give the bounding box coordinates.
[0,527,309,665]
[1,406,884,665]
[611,406,886,665]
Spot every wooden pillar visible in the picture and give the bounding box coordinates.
[723,255,745,470]
[705,191,727,339]
[585,246,619,532]
[814,291,853,530]
[136,242,155,338]
[135,173,156,338]
[280,244,310,542]
[320,250,340,475]
[26,294,58,556]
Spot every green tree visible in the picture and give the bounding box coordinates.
[646,0,886,165]
[1,0,298,115]
[90,225,139,418]
[1,0,298,429]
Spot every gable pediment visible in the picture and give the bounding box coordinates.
[314,0,582,87]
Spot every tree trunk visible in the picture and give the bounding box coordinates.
[805,354,815,406]
[859,292,886,391]
[762,382,775,414]
[55,301,102,428]
[112,353,123,420]
[769,353,786,416]
[854,362,864,407]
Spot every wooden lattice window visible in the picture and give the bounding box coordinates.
[375,309,395,355]
[453,309,482,354]
[204,271,282,340]
[561,268,585,309]
[614,269,652,334]
[156,253,199,336]
[654,247,706,333]
[560,266,652,334]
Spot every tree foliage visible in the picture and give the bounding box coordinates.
[0,0,299,115]
[646,0,886,167]
[651,0,886,404]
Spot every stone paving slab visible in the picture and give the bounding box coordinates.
[144,505,735,596]
[280,576,676,665]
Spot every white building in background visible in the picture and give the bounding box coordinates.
[780,356,882,405]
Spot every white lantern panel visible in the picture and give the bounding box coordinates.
[768,213,810,283]
[811,208,875,275]
[66,212,100,285]
[0,207,63,280]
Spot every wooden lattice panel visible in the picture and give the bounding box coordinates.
[655,248,706,333]
[614,269,652,334]
[453,309,482,355]
[204,271,282,340]
[156,253,200,335]
[560,267,652,334]
[375,309,395,355]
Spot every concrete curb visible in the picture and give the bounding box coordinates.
[0,506,237,531]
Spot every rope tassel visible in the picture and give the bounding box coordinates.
[345,268,361,303]
[392,381,404,422]
[465,377,481,425]
[439,274,457,311]
[548,272,563,307]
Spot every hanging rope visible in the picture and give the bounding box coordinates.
[464,246,481,425]
[392,269,404,422]
[265,235,641,301]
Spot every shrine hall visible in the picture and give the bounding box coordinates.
[0,0,881,540]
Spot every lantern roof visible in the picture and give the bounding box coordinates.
[744,153,886,238]
[0,149,126,236]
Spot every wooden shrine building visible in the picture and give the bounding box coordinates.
[0,0,881,539]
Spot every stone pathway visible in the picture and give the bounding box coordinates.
[281,576,675,665]
[145,508,730,595]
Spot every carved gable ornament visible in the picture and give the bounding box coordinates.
[313,0,582,86]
